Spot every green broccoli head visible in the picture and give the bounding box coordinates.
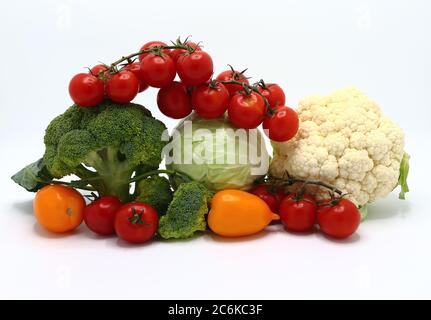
[43,100,168,201]
[158,181,212,239]
[135,175,173,216]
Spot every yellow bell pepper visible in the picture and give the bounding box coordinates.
[208,189,280,237]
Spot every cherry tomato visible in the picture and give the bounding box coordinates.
[216,69,249,96]
[157,81,193,119]
[140,53,176,88]
[279,194,317,232]
[192,83,229,119]
[250,185,283,213]
[138,41,170,61]
[90,64,108,76]
[83,196,122,235]
[123,62,149,92]
[69,73,104,107]
[258,83,285,108]
[114,202,159,244]
[34,185,85,233]
[170,42,201,63]
[228,92,266,129]
[317,199,361,239]
[263,106,299,142]
[105,70,140,104]
[177,51,213,86]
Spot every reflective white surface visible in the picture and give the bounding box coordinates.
[0,0,430,299]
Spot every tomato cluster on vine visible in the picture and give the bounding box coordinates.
[250,185,361,239]
[68,38,299,142]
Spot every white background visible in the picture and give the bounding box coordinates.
[0,0,430,299]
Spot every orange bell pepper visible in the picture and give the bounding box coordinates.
[208,189,280,237]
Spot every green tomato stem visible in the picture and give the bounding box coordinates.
[218,79,271,110]
[269,173,344,196]
[292,178,344,196]
[102,41,198,77]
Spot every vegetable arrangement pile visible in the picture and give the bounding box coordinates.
[11,37,409,244]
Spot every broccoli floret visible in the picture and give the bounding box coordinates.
[135,175,173,216]
[158,181,212,239]
[39,100,167,202]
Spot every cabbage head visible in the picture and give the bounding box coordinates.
[166,113,269,191]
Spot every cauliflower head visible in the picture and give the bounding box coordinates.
[270,87,406,206]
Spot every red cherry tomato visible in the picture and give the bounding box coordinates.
[90,64,108,76]
[114,202,159,244]
[279,194,317,232]
[263,106,299,142]
[258,83,286,108]
[177,51,213,86]
[317,199,361,239]
[216,69,249,96]
[170,42,201,63]
[83,196,122,235]
[192,83,229,119]
[228,92,266,129]
[250,185,283,213]
[157,81,193,119]
[123,62,149,92]
[69,73,104,107]
[138,41,170,61]
[140,53,176,88]
[105,70,140,104]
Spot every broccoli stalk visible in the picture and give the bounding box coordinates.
[82,148,136,201]
[12,100,168,203]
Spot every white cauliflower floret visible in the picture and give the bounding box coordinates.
[270,87,406,206]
